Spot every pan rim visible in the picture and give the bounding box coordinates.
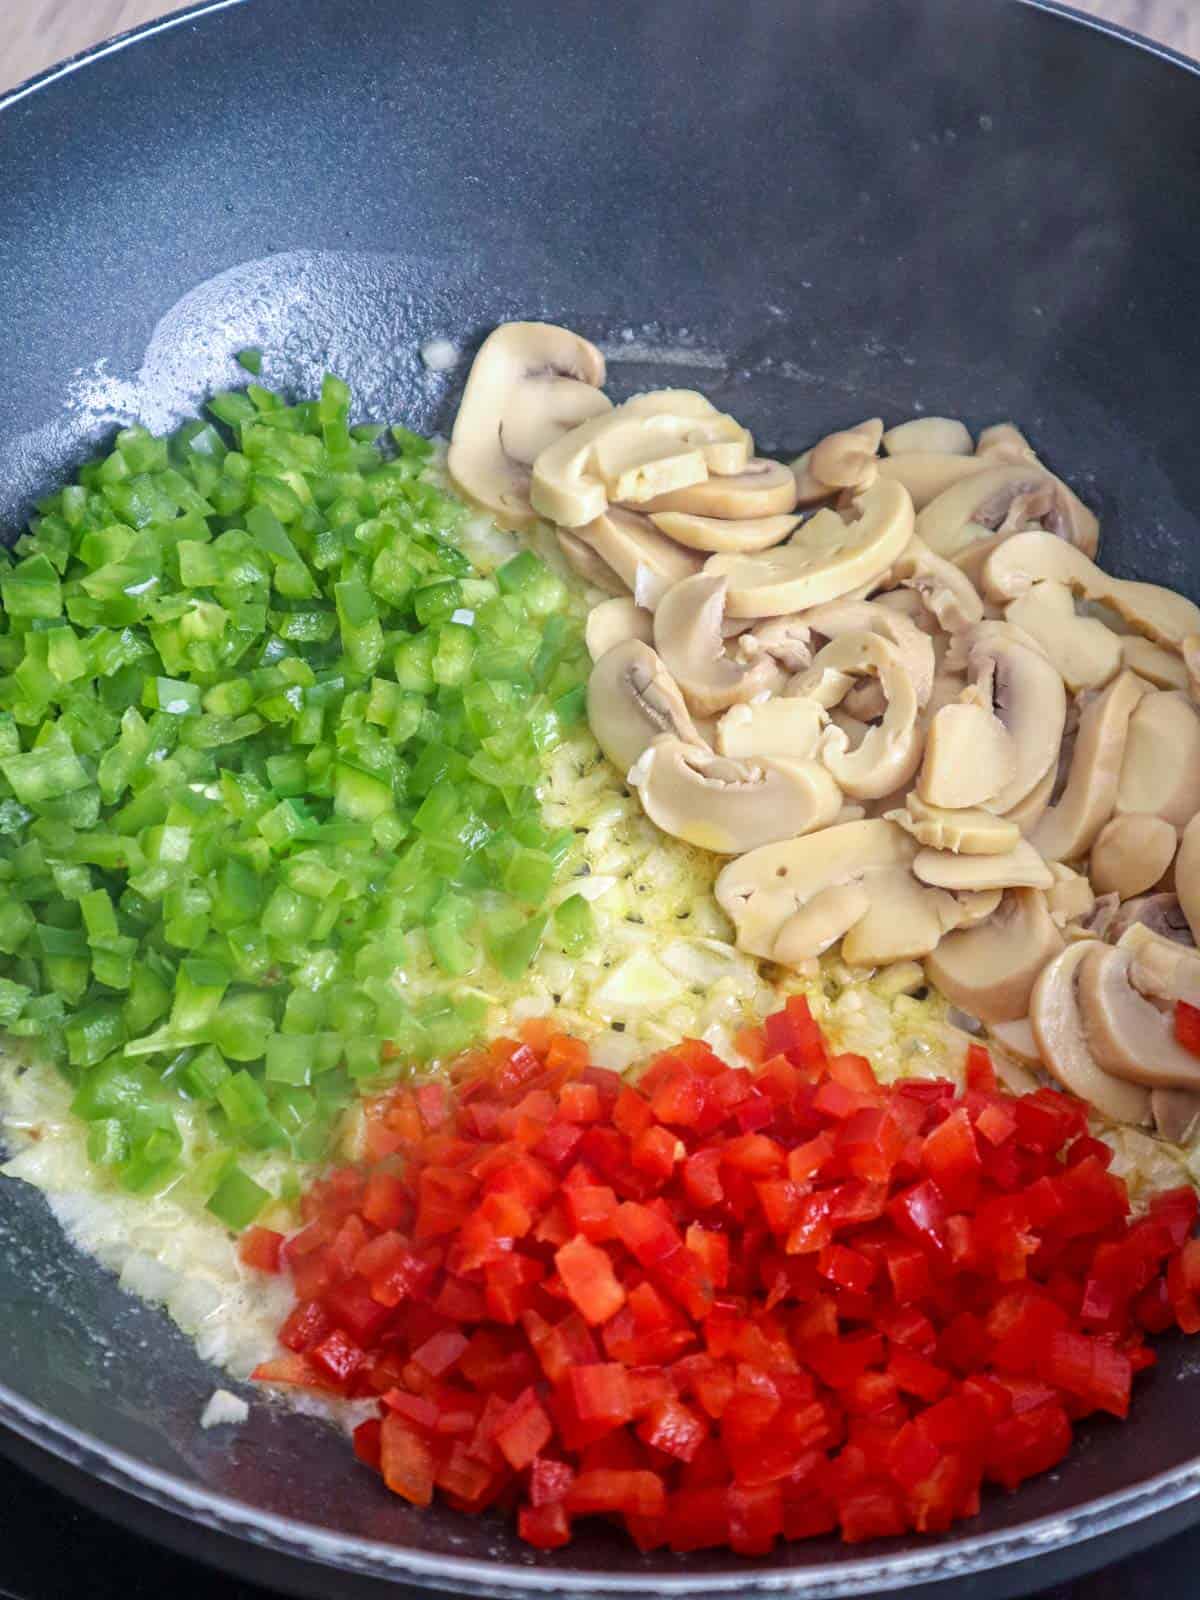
[3,0,1200,1591]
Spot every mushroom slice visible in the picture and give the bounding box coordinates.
[791,420,883,505]
[447,322,611,529]
[649,510,801,554]
[963,623,1067,816]
[840,868,965,967]
[1151,1089,1200,1145]
[1045,864,1096,929]
[631,737,841,856]
[531,392,752,527]
[638,460,799,520]
[882,417,973,457]
[1031,670,1147,863]
[802,599,935,708]
[1121,636,1191,691]
[734,614,813,676]
[708,480,915,619]
[881,537,984,633]
[653,573,788,715]
[888,793,1020,856]
[876,454,991,511]
[925,888,1064,1023]
[575,508,703,610]
[917,700,1015,809]
[1185,636,1200,702]
[790,631,922,800]
[715,819,913,961]
[585,597,653,663]
[715,698,825,761]
[975,422,1039,463]
[1115,691,1200,828]
[1178,815,1200,945]
[1004,580,1122,693]
[987,1016,1043,1067]
[1090,814,1178,902]
[1119,924,1200,1007]
[914,838,1053,893]
[1109,892,1195,948]
[983,531,1200,650]
[1077,945,1200,1091]
[587,640,706,774]
[1030,943,1151,1124]
[557,530,626,594]
[1003,763,1057,836]
[915,465,1096,564]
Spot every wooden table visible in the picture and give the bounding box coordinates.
[2,0,1198,95]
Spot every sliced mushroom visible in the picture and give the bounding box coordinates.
[791,419,882,506]
[653,574,784,715]
[913,838,1054,893]
[558,530,626,594]
[649,510,801,554]
[789,631,923,800]
[715,819,914,961]
[587,640,706,773]
[876,454,990,511]
[1119,924,1200,1007]
[962,622,1067,817]
[986,1016,1043,1067]
[1151,1089,1200,1145]
[810,419,884,492]
[983,531,1200,650]
[574,508,703,609]
[637,458,799,520]
[1045,863,1096,929]
[447,322,611,529]
[630,737,841,855]
[800,598,935,709]
[1121,636,1191,691]
[975,422,1038,463]
[1077,944,1200,1091]
[708,480,915,620]
[733,615,813,676]
[1031,670,1147,863]
[880,537,984,633]
[531,391,752,527]
[916,465,1098,565]
[840,867,966,966]
[925,888,1064,1023]
[1115,691,1200,828]
[1185,636,1200,701]
[585,597,653,662]
[917,700,1015,809]
[882,418,973,457]
[1003,764,1057,835]
[1178,815,1200,945]
[887,793,1020,855]
[1109,892,1195,947]
[1004,580,1122,693]
[1090,814,1178,901]
[1030,943,1151,1124]
[715,698,825,761]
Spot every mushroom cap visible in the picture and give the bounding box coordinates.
[926,888,1064,1023]
[983,530,1200,649]
[1031,669,1147,863]
[1005,580,1122,693]
[653,573,784,715]
[715,818,914,961]
[447,322,611,529]
[964,622,1067,816]
[587,640,706,774]
[574,508,703,610]
[649,510,801,554]
[531,391,752,527]
[1115,691,1200,828]
[1090,814,1178,901]
[1177,814,1200,945]
[917,700,1016,810]
[882,418,973,458]
[791,631,923,800]
[631,737,842,856]
[1030,942,1151,1124]
[888,793,1021,856]
[637,459,799,520]
[585,597,653,663]
[913,837,1054,893]
[706,479,915,619]
[1077,944,1200,1091]
[715,697,825,761]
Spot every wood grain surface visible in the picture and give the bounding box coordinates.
[2,0,1199,96]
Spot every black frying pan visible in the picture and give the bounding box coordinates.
[3,1,1200,1595]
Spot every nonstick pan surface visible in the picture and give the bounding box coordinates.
[3,1,1200,1595]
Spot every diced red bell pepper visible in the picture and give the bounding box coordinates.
[239,1226,284,1273]
[492,1386,554,1470]
[1175,1000,1200,1057]
[518,1501,571,1549]
[555,1234,626,1326]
